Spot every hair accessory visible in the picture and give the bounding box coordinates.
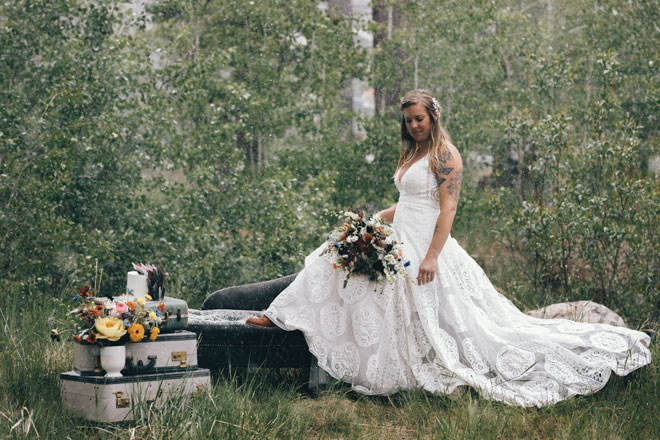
[431,97,440,115]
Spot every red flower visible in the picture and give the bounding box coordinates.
[363,233,373,243]
[74,334,83,343]
[92,305,104,317]
[79,285,92,297]
[86,332,98,343]
[157,302,165,312]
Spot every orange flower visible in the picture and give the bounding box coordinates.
[86,332,98,343]
[363,233,373,243]
[126,301,137,311]
[332,263,339,269]
[79,286,92,297]
[157,302,165,312]
[92,305,104,317]
[128,324,145,342]
[74,334,83,343]
[149,327,160,341]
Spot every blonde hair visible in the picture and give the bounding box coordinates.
[397,89,452,177]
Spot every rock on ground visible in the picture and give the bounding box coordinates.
[526,300,627,327]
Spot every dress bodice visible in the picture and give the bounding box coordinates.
[394,156,441,212]
[393,156,441,253]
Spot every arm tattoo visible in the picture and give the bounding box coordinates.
[436,151,453,187]
[446,168,462,201]
[438,164,454,175]
[433,150,461,202]
[439,150,451,163]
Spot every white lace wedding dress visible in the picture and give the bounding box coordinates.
[264,156,651,407]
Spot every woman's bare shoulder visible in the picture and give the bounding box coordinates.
[444,143,463,168]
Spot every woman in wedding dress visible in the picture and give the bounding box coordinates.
[246,89,651,407]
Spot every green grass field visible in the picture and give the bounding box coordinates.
[1,294,658,440]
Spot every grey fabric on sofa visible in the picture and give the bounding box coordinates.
[189,273,315,370]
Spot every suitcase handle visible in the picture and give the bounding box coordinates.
[123,355,158,374]
[160,309,184,325]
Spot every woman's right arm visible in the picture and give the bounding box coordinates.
[377,203,397,223]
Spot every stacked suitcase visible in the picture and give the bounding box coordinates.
[60,297,211,423]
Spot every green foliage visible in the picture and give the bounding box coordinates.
[0,0,157,296]
[131,0,369,302]
[0,0,367,303]
[489,53,660,321]
[1,0,658,324]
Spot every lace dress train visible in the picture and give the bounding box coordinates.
[264,156,651,407]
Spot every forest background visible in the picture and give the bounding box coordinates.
[2,0,658,322]
[1,0,660,438]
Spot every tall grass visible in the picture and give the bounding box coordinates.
[0,288,658,439]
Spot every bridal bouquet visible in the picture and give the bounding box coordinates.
[323,210,412,288]
[49,284,163,346]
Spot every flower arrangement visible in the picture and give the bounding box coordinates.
[50,284,164,346]
[322,210,412,288]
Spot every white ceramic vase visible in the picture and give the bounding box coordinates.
[100,345,126,378]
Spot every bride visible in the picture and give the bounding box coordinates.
[246,89,651,407]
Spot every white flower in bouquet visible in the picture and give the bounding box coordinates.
[344,211,360,220]
[322,209,413,289]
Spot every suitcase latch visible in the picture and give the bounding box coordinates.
[172,351,187,368]
[115,391,130,408]
[93,355,103,374]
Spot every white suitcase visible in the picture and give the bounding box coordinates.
[60,369,211,423]
[73,330,199,376]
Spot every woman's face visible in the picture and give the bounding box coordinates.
[403,103,434,144]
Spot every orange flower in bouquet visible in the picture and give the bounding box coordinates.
[48,269,162,346]
[128,324,145,342]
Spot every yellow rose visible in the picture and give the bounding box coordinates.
[95,317,127,341]
[145,294,152,301]
[137,298,145,306]
[149,311,157,320]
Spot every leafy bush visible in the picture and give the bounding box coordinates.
[489,54,660,323]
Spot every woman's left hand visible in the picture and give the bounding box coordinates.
[417,256,437,285]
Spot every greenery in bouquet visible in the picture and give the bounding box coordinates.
[49,285,163,346]
[322,210,412,288]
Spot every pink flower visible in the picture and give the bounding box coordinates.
[115,302,128,314]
